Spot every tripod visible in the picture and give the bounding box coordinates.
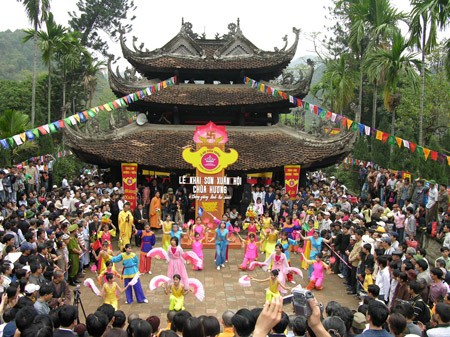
[73,285,87,323]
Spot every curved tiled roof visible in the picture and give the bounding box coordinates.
[120,25,300,81]
[65,123,354,171]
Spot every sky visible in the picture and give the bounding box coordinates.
[0,0,419,62]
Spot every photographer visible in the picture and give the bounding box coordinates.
[253,296,332,337]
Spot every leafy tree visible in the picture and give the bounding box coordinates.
[365,32,421,139]
[0,109,37,166]
[23,13,69,124]
[409,0,450,146]
[83,56,106,108]
[68,0,136,55]
[55,30,88,108]
[17,0,51,128]
[311,53,358,114]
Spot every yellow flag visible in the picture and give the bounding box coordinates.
[376,130,383,140]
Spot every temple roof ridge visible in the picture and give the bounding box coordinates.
[118,20,300,78]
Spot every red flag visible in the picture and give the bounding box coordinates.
[341,117,347,128]
[430,151,438,161]
[313,105,319,115]
[297,100,303,108]
[381,132,389,143]
[409,142,417,153]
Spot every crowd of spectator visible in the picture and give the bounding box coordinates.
[0,159,448,337]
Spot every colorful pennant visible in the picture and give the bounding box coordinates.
[245,76,449,166]
[0,77,177,150]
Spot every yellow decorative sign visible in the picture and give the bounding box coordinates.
[182,146,238,174]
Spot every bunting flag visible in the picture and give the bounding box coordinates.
[0,77,176,151]
[13,150,73,166]
[245,76,449,166]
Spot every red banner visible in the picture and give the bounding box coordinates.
[121,163,138,210]
[284,165,301,200]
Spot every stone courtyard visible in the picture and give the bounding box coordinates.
[76,233,359,324]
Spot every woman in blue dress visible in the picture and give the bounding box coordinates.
[299,229,332,278]
[209,221,229,270]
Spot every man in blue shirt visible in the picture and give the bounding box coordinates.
[360,300,393,337]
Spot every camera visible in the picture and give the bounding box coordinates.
[292,288,315,317]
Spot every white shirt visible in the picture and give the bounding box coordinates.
[62,178,69,188]
[273,199,281,213]
[375,267,391,302]
[62,197,72,210]
[426,186,438,209]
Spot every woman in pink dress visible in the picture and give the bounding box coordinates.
[191,217,206,239]
[189,232,204,271]
[263,243,290,292]
[239,233,259,270]
[167,237,189,287]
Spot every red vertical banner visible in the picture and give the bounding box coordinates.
[284,165,301,200]
[121,163,138,210]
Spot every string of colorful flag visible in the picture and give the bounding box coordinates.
[343,156,413,181]
[245,77,449,166]
[0,76,177,149]
[15,150,73,167]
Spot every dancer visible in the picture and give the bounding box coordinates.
[300,227,331,276]
[170,223,183,244]
[167,237,189,287]
[243,218,260,237]
[161,215,174,251]
[277,230,298,283]
[97,260,121,286]
[209,220,229,270]
[302,252,330,290]
[134,224,156,274]
[110,244,148,304]
[191,216,206,239]
[97,221,116,251]
[101,273,126,310]
[188,232,204,271]
[263,243,290,292]
[163,274,190,311]
[92,241,115,275]
[251,269,290,302]
[262,223,279,256]
[238,233,259,270]
[260,211,273,253]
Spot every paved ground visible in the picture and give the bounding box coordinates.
[77,235,359,323]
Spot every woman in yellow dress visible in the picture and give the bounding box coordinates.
[92,241,115,275]
[263,223,279,256]
[101,273,126,310]
[250,269,290,302]
[162,215,174,251]
[163,274,189,311]
[260,212,273,253]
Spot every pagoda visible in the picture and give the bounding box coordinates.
[65,20,354,174]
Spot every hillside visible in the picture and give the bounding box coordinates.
[0,29,45,81]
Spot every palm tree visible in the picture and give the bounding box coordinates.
[17,0,51,128]
[410,0,450,146]
[23,13,68,124]
[56,30,88,108]
[311,53,358,115]
[365,32,421,138]
[341,0,405,125]
[83,56,106,109]
[0,109,37,166]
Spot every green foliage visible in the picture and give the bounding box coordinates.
[0,30,46,81]
[69,0,136,55]
[52,155,84,185]
[0,109,37,166]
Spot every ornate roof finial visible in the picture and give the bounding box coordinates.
[182,17,184,26]
[236,18,242,34]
